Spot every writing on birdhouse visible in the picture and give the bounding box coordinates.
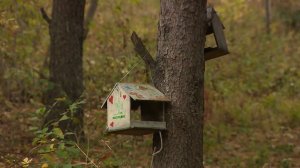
[101,83,170,135]
[205,7,229,61]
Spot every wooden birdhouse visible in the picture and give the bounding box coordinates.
[205,7,229,61]
[101,83,170,135]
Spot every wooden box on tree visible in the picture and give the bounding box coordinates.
[102,83,170,135]
[205,7,229,61]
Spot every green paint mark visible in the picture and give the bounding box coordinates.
[113,115,125,119]
[116,101,123,114]
[112,96,126,120]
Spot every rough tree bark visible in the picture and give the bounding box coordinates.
[42,0,86,140]
[40,0,98,77]
[132,0,207,167]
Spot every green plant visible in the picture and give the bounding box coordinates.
[280,158,292,168]
[29,100,96,168]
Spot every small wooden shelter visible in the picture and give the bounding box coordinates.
[205,7,229,61]
[102,83,170,135]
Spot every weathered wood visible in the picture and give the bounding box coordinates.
[204,47,228,60]
[102,83,170,108]
[103,83,169,135]
[204,8,229,61]
[107,121,167,135]
[212,12,228,52]
[130,32,156,71]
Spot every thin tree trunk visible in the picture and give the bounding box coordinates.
[0,57,4,97]
[265,0,271,34]
[132,0,207,167]
[43,0,86,141]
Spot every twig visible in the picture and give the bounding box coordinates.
[85,134,90,168]
[94,137,132,164]
[100,140,112,150]
[75,143,100,168]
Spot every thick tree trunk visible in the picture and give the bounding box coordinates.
[43,0,85,140]
[152,0,207,167]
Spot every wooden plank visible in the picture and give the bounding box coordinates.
[204,47,229,61]
[119,83,170,102]
[130,120,166,130]
[204,9,229,61]
[107,87,131,132]
[212,13,228,53]
[106,120,166,135]
[108,128,157,135]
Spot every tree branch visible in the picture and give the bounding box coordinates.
[83,0,98,40]
[130,31,156,70]
[40,8,51,24]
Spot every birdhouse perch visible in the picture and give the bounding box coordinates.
[102,83,170,135]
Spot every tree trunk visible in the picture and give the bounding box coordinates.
[132,1,207,166]
[265,0,271,34]
[43,0,85,141]
[152,0,207,167]
[0,57,5,99]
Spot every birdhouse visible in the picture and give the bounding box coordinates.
[101,83,170,135]
[205,7,229,61]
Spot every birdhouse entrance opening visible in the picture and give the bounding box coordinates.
[130,101,165,122]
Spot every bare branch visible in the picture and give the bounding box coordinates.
[83,0,98,39]
[130,31,156,70]
[40,8,51,24]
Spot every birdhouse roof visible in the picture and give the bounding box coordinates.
[101,83,170,108]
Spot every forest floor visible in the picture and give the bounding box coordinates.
[1,104,300,168]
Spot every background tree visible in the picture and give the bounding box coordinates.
[41,0,86,140]
[265,0,271,34]
[132,0,207,167]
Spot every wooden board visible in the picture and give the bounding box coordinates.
[204,47,229,61]
[106,120,167,135]
[119,83,170,102]
[204,7,229,61]
[101,83,170,108]
[107,87,131,132]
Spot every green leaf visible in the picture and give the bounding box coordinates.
[52,128,64,139]
[35,107,46,116]
[59,115,69,121]
[56,149,68,159]
[58,142,65,150]
[28,126,38,131]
